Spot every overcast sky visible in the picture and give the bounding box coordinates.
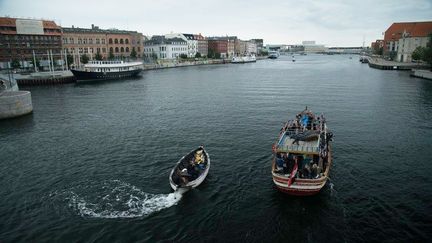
[1,0,431,46]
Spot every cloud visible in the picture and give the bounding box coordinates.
[1,0,431,46]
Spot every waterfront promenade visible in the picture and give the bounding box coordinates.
[367,56,429,70]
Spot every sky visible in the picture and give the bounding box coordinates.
[0,0,431,47]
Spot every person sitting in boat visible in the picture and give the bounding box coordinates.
[193,149,205,170]
[275,153,285,173]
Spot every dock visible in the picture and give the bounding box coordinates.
[367,57,429,70]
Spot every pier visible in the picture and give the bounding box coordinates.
[367,57,429,70]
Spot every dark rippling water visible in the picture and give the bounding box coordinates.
[1,55,432,242]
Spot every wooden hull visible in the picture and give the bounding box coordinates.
[271,148,332,196]
[71,69,142,82]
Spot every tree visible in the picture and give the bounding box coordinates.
[412,46,425,61]
[180,53,188,59]
[31,58,40,69]
[109,49,115,60]
[95,51,103,61]
[66,54,74,68]
[195,52,201,58]
[214,53,221,59]
[151,53,158,60]
[11,59,20,69]
[425,33,432,69]
[208,48,215,59]
[80,54,89,64]
[130,47,137,59]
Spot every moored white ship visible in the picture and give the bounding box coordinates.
[71,60,143,82]
[231,54,257,63]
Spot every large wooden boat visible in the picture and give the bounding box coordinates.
[169,146,210,190]
[71,60,143,82]
[271,108,333,196]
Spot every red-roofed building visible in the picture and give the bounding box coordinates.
[0,17,62,69]
[384,21,432,62]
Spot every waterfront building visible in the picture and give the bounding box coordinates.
[208,36,236,58]
[302,41,327,53]
[165,33,197,58]
[62,24,144,61]
[144,35,187,60]
[234,40,257,55]
[371,40,384,54]
[0,17,62,69]
[251,39,264,54]
[194,33,208,57]
[383,21,432,62]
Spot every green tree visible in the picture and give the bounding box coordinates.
[66,54,74,68]
[388,51,397,61]
[80,54,89,64]
[31,58,40,69]
[95,51,103,61]
[214,53,221,59]
[109,49,115,60]
[425,33,432,69]
[195,52,201,58]
[208,48,215,59]
[180,53,188,59]
[151,53,158,60]
[412,46,425,61]
[130,48,137,59]
[11,59,20,69]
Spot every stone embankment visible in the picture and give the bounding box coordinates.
[411,69,432,80]
[367,57,429,70]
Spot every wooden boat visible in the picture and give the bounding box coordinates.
[169,146,210,190]
[271,107,333,196]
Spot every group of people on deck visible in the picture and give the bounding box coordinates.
[275,153,323,179]
[282,109,326,133]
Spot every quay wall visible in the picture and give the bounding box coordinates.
[411,69,432,80]
[0,91,33,119]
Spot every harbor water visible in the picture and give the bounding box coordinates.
[1,55,431,242]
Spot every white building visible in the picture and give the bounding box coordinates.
[396,31,429,62]
[144,36,187,60]
[165,33,198,58]
[302,40,327,53]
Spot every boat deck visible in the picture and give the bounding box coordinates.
[276,131,320,154]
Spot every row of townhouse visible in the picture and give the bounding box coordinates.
[372,21,432,62]
[0,16,264,67]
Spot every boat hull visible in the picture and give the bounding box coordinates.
[271,147,332,196]
[71,69,142,82]
[169,147,210,190]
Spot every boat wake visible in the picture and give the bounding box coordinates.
[58,180,186,218]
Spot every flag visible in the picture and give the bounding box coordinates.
[288,160,298,187]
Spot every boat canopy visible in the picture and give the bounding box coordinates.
[276,131,320,154]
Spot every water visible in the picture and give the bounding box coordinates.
[1,55,432,242]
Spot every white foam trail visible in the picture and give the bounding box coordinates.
[65,180,187,218]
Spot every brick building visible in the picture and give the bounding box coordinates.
[0,17,62,69]
[62,24,144,61]
[208,36,237,58]
[383,21,432,61]
[194,33,208,57]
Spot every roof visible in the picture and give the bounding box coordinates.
[62,26,138,34]
[384,21,432,41]
[145,36,186,45]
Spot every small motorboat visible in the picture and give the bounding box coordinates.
[169,146,210,190]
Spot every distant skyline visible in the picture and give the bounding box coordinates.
[1,0,431,47]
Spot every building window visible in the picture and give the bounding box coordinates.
[102,39,105,44]
[125,39,129,44]
[102,48,106,53]
[115,47,119,52]
[110,47,113,53]
[78,38,82,44]
[115,39,118,44]
[109,38,113,44]
[69,38,74,44]
[83,38,87,44]
[126,47,129,52]
[89,38,93,44]
[96,38,100,44]
[120,39,124,44]
[90,48,93,53]
[97,48,100,53]
[84,48,88,53]
[120,47,124,52]
[138,47,140,52]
